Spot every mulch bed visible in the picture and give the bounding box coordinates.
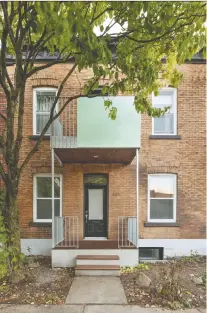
[121,257,206,309]
[0,256,74,304]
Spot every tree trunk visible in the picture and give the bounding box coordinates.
[3,179,21,276]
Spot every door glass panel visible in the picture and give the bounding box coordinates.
[88,189,103,220]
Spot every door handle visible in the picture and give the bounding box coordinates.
[85,211,88,223]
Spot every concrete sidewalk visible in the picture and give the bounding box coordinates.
[0,305,205,313]
[66,276,127,304]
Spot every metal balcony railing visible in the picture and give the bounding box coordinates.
[118,216,137,248]
[50,97,77,148]
[54,216,79,248]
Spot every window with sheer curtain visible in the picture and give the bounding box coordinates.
[152,88,177,135]
[33,88,57,135]
[148,174,176,222]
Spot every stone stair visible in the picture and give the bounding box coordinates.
[75,255,120,276]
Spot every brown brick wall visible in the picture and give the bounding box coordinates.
[2,62,206,241]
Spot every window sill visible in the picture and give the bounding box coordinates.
[29,222,52,227]
[29,135,50,141]
[149,135,181,140]
[144,222,179,227]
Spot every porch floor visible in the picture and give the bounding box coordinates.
[55,240,136,249]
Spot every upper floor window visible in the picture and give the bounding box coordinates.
[148,174,177,223]
[33,174,62,222]
[152,88,177,135]
[33,87,57,135]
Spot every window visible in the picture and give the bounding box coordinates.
[139,248,163,261]
[148,174,176,222]
[88,86,109,97]
[33,174,62,222]
[152,88,177,135]
[33,88,57,135]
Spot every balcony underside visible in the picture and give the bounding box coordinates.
[54,148,136,164]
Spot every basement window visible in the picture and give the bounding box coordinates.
[139,248,163,261]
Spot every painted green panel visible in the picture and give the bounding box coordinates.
[77,96,141,148]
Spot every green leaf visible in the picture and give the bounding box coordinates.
[100,25,104,32]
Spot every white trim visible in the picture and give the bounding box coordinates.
[84,237,108,240]
[147,174,177,223]
[33,173,62,223]
[152,87,177,135]
[33,87,58,135]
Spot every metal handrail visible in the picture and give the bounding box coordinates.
[118,216,137,248]
[54,216,79,248]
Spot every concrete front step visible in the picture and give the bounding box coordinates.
[76,255,120,266]
[75,265,120,276]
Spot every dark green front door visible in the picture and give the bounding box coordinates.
[84,174,107,238]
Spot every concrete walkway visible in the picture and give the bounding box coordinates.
[66,276,127,304]
[0,305,205,313]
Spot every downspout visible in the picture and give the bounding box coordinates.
[51,148,55,248]
[136,148,139,250]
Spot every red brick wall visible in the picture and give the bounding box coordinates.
[1,62,206,241]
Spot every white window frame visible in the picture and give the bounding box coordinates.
[33,173,62,223]
[33,87,58,135]
[152,88,177,135]
[148,174,177,223]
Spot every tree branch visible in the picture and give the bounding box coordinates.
[26,56,73,78]
[90,7,112,25]
[0,112,7,121]
[121,15,200,45]
[1,2,16,50]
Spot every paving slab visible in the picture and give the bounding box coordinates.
[66,276,127,304]
[84,306,201,313]
[0,305,203,313]
[196,309,206,313]
[0,305,83,313]
[84,306,168,313]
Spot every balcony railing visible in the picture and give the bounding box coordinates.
[54,216,79,248]
[51,97,77,148]
[49,96,141,149]
[118,216,137,248]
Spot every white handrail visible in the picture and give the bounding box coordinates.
[118,216,137,248]
[54,216,79,248]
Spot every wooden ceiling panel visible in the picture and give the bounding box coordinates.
[54,148,136,165]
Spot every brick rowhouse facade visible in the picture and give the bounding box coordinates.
[1,60,206,256]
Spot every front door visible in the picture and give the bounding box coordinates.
[84,175,107,238]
